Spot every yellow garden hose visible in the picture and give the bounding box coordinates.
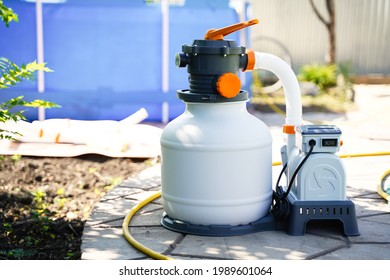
[122,151,390,260]
[269,151,390,167]
[122,191,173,260]
[377,169,390,202]
[339,151,390,159]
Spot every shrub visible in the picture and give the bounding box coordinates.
[298,63,337,90]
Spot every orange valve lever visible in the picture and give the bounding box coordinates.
[204,19,259,40]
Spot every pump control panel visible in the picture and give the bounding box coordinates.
[295,125,342,154]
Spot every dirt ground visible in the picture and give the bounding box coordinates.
[0,154,149,260]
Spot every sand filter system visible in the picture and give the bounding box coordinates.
[158,19,360,237]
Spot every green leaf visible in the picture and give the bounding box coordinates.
[0,58,53,89]
[24,99,60,109]
[0,95,59,140]
[0,1,19,27]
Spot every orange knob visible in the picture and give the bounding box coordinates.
[216,73,241,98]
[204,19,259,40]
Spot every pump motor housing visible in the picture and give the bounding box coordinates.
[280,125,359,236]
[287,125,346,201]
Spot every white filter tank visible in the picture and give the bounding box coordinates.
[161,100,273,226]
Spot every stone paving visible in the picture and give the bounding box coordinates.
[81,85,390,260]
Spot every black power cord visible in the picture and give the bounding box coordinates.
[272,139,316,220]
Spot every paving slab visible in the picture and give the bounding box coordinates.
[316,244,390,260]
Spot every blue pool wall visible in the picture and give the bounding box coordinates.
[1,0,253,122]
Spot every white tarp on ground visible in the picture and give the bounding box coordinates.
[0,108,162,158]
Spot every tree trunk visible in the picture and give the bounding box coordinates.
[326,0,336,64]
[309,0,336,64]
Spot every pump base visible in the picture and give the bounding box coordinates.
[284,194,360,236]
[161,212,277,237]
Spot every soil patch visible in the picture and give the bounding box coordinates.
[0,154,149,260]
